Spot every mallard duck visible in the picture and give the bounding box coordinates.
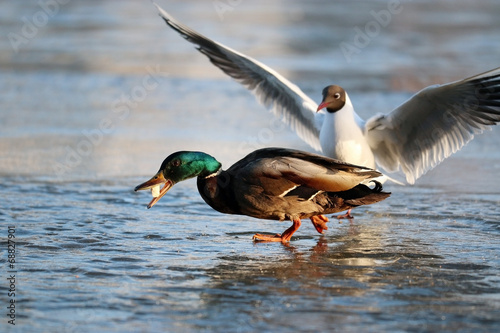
[135,148,390,242]
[154,4,500,184]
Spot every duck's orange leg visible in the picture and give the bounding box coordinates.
[253,219,302,243]
[310,214,329,234]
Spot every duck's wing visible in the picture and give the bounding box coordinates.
[267,156,380,193]
[154,4,322,151]
[365,67,500,184]
[230,148,382,195]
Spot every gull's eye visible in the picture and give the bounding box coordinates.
[334,93,341,99]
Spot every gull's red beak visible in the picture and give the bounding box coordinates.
[316,101,329,112]
[135,172,173,209]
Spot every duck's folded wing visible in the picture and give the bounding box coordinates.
[365,67,500,184]
[251,157,381,194]
[155,4,322,151]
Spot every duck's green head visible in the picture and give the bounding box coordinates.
[135,151,221,209]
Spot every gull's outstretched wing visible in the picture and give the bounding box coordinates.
[366,67,500,184]
[155,4,322,151]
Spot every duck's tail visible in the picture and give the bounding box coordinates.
[341,181,391,206]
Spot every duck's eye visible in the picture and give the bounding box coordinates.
[172,159,181,167]
[334,93,341,99]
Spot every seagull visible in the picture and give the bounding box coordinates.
[153,4,500,185]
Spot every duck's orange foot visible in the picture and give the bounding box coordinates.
[253,219,302,243]
[253,233,285,242]
[335,209,353,220]
[310,215,329,234]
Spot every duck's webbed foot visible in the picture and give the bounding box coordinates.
[252,233,284,242]
[253,219,301,243]
[310,214,329,234]
[335,209,353,220]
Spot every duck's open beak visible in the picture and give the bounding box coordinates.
[134,172,173,209]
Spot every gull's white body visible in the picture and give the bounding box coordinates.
[320,94,376,169]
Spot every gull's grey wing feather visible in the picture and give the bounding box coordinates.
[366,67,500,184]
[155,4,322,151]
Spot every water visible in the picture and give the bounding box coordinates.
[1,0,500,332]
